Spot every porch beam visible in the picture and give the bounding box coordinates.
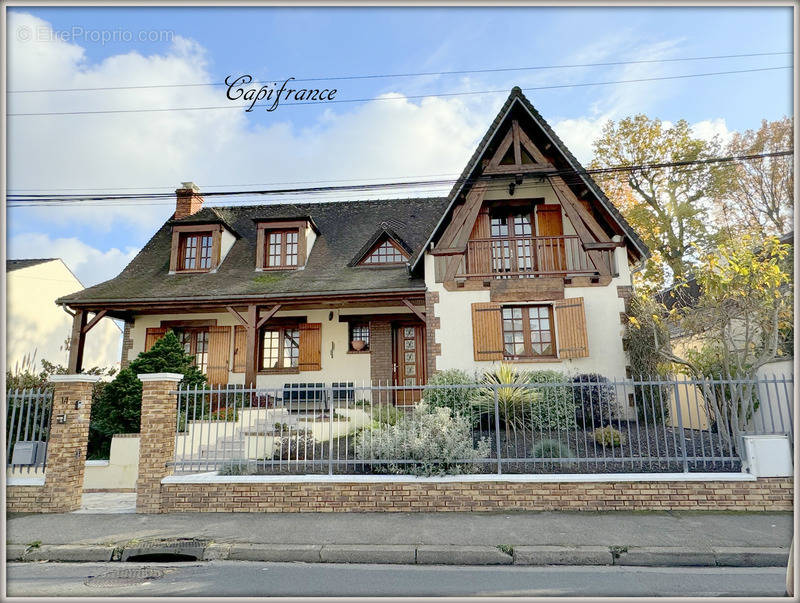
[244,304,258,388]
[225,305,250,328]
[401,299,427,323]
[67,309,87,373]
[256,303,282,330]
[81,310,108,334]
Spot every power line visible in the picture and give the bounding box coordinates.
[7,150,792,208]
[7,50,791,94]
[7,65,791,117]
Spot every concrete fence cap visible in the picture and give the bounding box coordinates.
[137,373,184,382]
[49,374,104,383]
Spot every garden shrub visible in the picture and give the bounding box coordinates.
[526,370,577,431]
[365,403,404,426]
[273,431,316,460]
[571,373,616,428]
[423,369,478,420]
[473,364,538,434]
[354,402,490,476]
[90,331,206,458]
[532,438,574,459]
[593,426,626,447]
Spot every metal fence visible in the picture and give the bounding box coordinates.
[6,387,53,472]
[170,375,793,476]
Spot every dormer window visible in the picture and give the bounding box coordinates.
[266,229,299,268]
[255,218,317,271]
[179,231,213,270]
[170,224,227,273]
[362,239,407,265]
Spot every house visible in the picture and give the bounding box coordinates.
[7,258,123,372]
[56,87,649,401]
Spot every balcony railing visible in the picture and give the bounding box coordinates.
[461,235,615,279]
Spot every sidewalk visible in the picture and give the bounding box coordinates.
[7,508,792,567]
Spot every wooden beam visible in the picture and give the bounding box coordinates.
[225,305,250,328]
[486,127,514,169]
[401,299,426,322]
[67,310,87,374]
[517,127,550,164]
[430,246,467,256]
[255,304,282,330]
[443,182,490,281]
[512,120,522,166]
[81,310,108,335]
[244,304,258,388]
[550,176,611,243]
[482,164,555,176]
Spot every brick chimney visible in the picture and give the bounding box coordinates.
[174,181,203,219]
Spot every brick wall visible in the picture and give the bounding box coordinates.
[6,485,47,513]
[425,291,442,374]
[158,477,792,513]
[368,320,393,404]
[120,320,134,368]
[136,375,181,514]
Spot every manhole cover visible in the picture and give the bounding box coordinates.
[85,567,167,588]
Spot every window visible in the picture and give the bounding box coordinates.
[175,328,210,372]
[265,229,299,269]
[260,325,300,370]
[178,232,213,271]
[362,239,407,265]
[501,305,555,358]
[349,323,370,351]
[490,211,534,274]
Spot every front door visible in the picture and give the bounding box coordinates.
[393,323,426,406]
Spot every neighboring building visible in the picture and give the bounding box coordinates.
[56,87,649,402]
[7,258,122,372]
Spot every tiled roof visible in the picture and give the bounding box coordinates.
[58,198,448,305]
[7,258,58,272]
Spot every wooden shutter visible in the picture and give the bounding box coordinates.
[471,302,503,361]
[144,327,168,352]
[298,323,322,371]
[206,326,231,385]
[467,208,492,277]
[232,325,247,373]
[537,204,566,272]
[554,297,589,359]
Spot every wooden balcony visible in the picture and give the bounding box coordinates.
[460,235,615,279]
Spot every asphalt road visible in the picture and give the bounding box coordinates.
[5,561,788,597]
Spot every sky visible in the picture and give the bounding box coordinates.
[6,6,793,288]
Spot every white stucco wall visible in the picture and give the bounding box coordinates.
[217,228,236,269]
[6,260,122,371]
[130,306,414,390]
[83,434,139,491]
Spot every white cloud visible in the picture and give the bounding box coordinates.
[8,233,139,287]
[691,118,733,145]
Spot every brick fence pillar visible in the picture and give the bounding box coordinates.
[136,373,182,514]
[41,374,102,513]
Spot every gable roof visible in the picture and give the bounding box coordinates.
[348,225,412,266]
[7,258,58,272]
[412,87,650,270]
[58,197,448,306]
[170,206,242,237]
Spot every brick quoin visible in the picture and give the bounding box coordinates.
[159,478,793,513]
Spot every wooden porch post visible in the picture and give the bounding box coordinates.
[67,309,87,374]
[245,304,258,387]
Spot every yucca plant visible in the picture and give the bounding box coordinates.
[472,363,538,435]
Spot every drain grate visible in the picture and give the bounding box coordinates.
[121,538,207,562]
[85,567,167,588]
